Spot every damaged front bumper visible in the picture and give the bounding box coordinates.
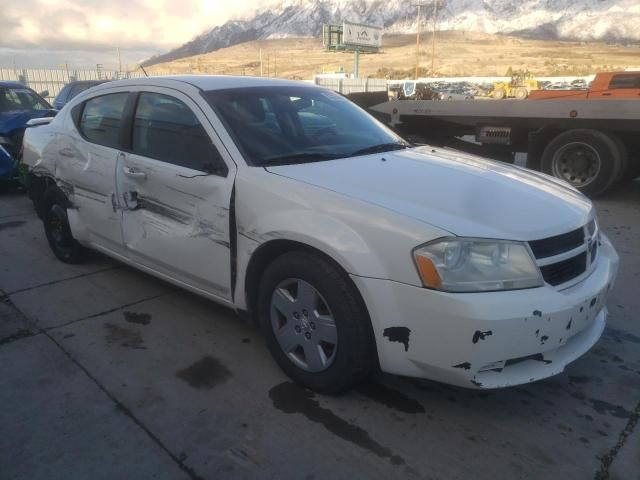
[351,234,619,389]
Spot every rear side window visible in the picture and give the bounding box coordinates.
[131,92,227,175]
[609,74,640,89]
[79,93,128,148]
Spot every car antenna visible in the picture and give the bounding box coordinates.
[138,64,149,77]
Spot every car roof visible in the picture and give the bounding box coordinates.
[0,81,32,89]
[90,75,316,92]
[66,80,108,85]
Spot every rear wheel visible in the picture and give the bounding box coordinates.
[257,251,374,393]
[541,129,623,197]
[42,188,84,264]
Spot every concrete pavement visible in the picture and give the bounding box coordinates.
[0,181,639,480]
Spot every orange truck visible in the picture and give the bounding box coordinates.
[529,71,640,100]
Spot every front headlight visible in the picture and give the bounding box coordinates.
[413,237,544,292]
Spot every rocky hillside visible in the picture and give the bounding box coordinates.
[143,0,640,66]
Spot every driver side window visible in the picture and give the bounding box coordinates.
[132,92,227,176]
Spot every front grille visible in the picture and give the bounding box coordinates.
[529,227,585,259]
[540,252,587,286]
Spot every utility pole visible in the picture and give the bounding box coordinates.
[117,47,122,76]
[431,0,439,75]
[413,3,424,80]
[259,48,263,76]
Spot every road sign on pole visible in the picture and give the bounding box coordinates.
[322,22,382,79]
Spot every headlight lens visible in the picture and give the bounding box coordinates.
[413,237,544,292]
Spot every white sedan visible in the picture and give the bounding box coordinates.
[21,76,619,392]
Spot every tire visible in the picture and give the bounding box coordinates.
[541,129,623,197]
[42,187,84,264]
[630,155,640,180]
[515,87,528,100]
[257,251,374,393]
[611,135,632,183]
[493,88,506,100]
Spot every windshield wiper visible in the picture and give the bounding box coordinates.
[350,142,410,156]
[260,152,344,166]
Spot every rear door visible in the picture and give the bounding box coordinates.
[116,88,236,300]
[60,90,129,253]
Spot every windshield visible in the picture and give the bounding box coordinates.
[0,87,50,113]
[203,86,409,166]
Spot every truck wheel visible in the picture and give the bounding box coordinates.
[515,87,528,100]
[541,129,623,197]
[257,251,374,393]
[493,89,506,100]
[42,187,84,264]
[630,155,640,180]
[612,135,632,183]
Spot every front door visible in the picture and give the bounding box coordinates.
[116,89,236,300]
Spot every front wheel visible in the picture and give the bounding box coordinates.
[257,251,374,393]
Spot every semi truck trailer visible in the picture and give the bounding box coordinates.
[368,98,639,196]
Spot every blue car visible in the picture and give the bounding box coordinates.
[53,80,107,110]
[0,82,56,189]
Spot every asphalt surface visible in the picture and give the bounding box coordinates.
[0,179,638,480]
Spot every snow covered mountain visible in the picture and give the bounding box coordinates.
[143,0,640,66]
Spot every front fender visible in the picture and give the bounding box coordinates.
[233,168,449,309]
[240,209,386,276]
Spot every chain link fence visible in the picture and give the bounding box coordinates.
[0,68,391,102]
[0,69,151,102]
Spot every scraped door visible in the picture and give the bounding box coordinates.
[117,90,236,300]
[64,91,129,253]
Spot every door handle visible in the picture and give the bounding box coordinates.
[122,191,140,210]
[122,166,146,179]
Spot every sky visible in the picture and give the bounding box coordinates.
[0,0,265,69]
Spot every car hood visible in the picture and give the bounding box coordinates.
[0,110,54,135]
[265,146,593,241]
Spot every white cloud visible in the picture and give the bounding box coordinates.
[0,0,265,50]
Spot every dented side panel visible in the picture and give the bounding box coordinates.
[117,152,235,299]
[116,86,237,300]
[60,136,124,250]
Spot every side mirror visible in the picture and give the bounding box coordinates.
[39,90,49,98]
[202,161,228,177]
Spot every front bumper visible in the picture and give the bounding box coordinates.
[352,234,619,388]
